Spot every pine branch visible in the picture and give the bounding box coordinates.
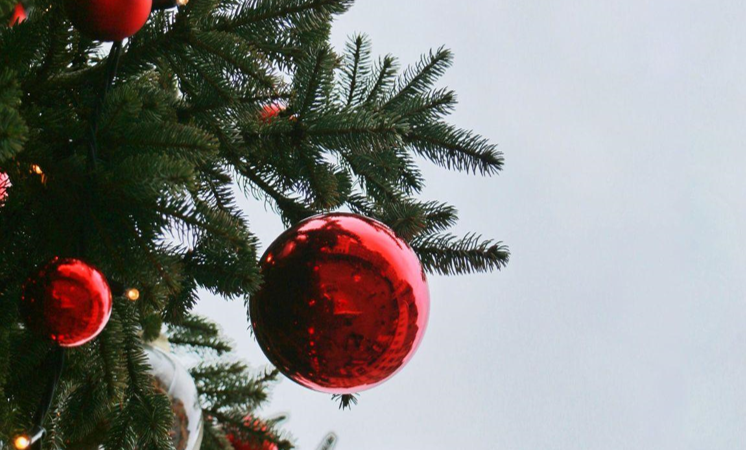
[0,104,28,163]
[412,233,510,275]
[339,34,371,107]
[216,0,352,32]
[393,87,457,122]
[363,55,398,106]
[331,393,358,410]
[295,45,337,117]
[167,314,232,354]
[382,46,453,110]
[187,30,278,89]
[404,122,504,175]
[0,69,28,163]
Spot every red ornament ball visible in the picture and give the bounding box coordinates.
[250,213,430,394]
[64,0,152,41]
[8,3,26,26]
[21,258,113,347]
[0,172,10,202]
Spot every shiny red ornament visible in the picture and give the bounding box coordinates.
[227,416,278,450]
[0,172,9,202]
[21,258,113,347]
[64,0,152,41]
[8,3,26,26]
[250,213,429,394]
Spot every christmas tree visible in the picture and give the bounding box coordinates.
[0,0,508,448]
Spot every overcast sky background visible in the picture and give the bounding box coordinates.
[196,1,746,449]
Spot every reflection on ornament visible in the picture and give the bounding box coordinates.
[315,432,338,450]
[144,345,203,450]
[21,258,112,347]
[250,213,430,394]
[8,3,26,26]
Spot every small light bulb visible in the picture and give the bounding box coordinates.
[31,165,43,175]
[126,288,140,301]
[14,435,30,449]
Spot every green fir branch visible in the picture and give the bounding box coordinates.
[413,233,510,275]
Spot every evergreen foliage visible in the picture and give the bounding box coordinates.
[0,0,508,447]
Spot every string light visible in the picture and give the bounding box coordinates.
[125,288,140,301]
[13,436,30,449]
[30,164,48,185]
[13,426,44,449]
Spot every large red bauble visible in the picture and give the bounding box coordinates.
[21,258,113,347]
[8,3,26,26]
[0,172,9,202]
[64,0,152,41]
[250,213,430,394]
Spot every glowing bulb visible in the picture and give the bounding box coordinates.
[31,165,43,175]
[14,426,44,448]
[126,288,140,301]
[14,435,30,449]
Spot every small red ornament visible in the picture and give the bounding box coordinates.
[0,172,10,202]
[227,416,278,450]
[260,103,284,123]
[21,258,113,347]
[250,213,429,394]
[8,3,26,26]
[64,0,152,41]
[228,435,278,450]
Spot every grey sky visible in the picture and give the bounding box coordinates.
[196,1,746,449]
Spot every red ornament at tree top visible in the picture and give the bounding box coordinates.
[21,258,113,347]
[64,0,152,41]
[8,3,26,26]
[250,213,430,394]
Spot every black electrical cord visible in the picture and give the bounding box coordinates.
[78,40,123,259]
[87,41,123,170]
[27,347,65,450]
